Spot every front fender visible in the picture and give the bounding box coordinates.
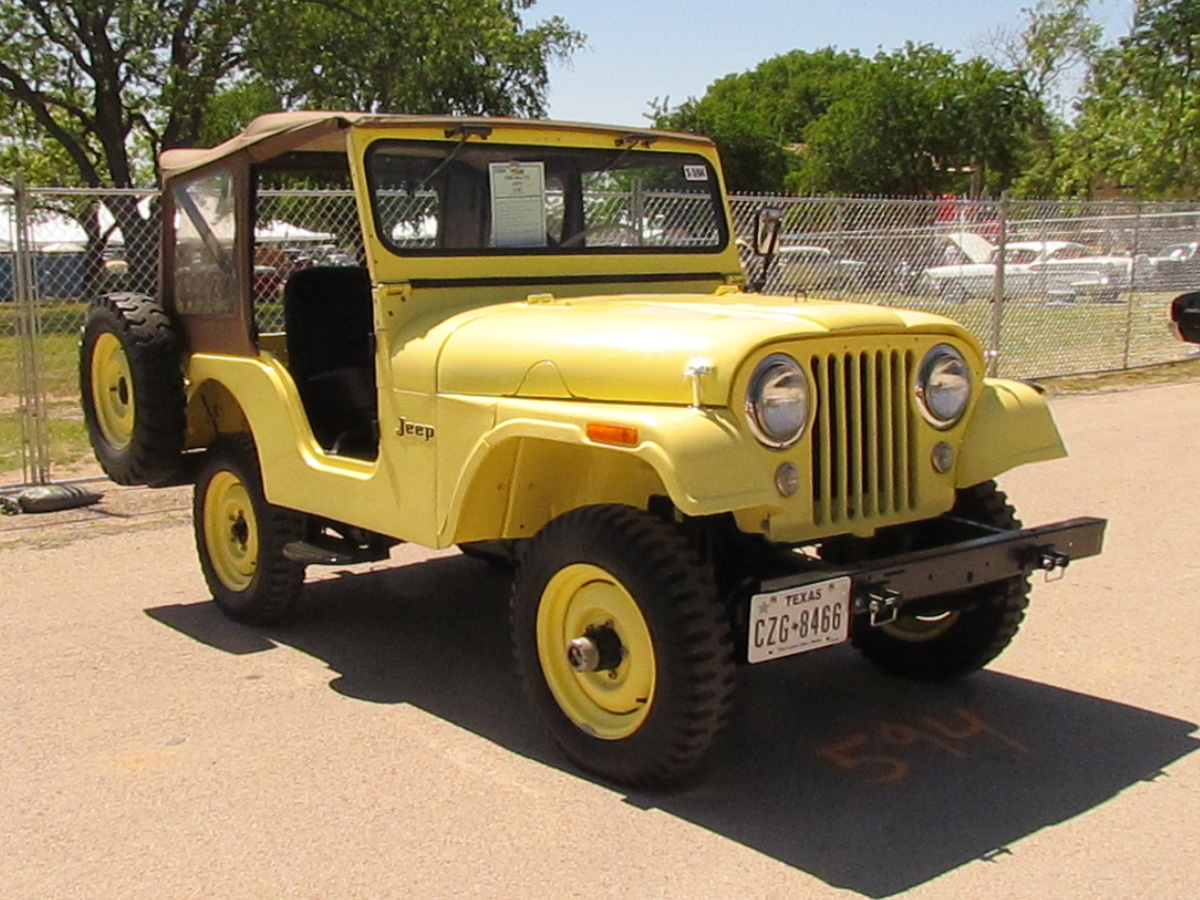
[955,378,1066,488]
[439,398,782,544]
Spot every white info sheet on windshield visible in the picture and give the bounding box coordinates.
[489,161,548,248]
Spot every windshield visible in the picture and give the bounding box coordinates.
[366,139,728,256]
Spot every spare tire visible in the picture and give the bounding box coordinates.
[79,293,187,485]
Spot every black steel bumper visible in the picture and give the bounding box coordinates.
[759,516,1107,624]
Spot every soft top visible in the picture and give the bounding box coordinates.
[158,111,713,182]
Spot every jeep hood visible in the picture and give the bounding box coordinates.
[437,293,974,407]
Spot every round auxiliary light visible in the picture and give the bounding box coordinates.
[931,441,955,474]
[775,462,800,497]
[745,354,809,449]
[916,344,972,428]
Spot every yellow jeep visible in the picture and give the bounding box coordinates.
[79,112,1105,787]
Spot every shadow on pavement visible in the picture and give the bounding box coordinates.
[146,554,1199,898]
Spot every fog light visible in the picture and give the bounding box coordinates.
[931,441,955,474]
[775,462,800,497]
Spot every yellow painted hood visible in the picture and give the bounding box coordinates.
[437,292,975,406]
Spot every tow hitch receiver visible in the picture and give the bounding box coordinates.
[866,589,901,626]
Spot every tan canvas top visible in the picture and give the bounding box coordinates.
[157,111,713,182]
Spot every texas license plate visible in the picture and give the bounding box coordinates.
[747,577,852,664]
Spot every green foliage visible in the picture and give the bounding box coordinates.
[0,0,251,188]
[1001,0,1102,106]
[200,82,284,148]
[653,48,862,192]
[1061,0,1200,197]
[0,0,583,188]
[660,44,1041,197]
[246,0,583,117]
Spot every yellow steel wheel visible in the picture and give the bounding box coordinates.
[89,331,135,450]
[512,504,734,786]
[536,563,656,740]
[880,610,960,643]
[193,436,305,625]
[202,469,260,592]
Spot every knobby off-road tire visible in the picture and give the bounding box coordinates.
[511,505,736,788]
[194,435,307,625]
[851,480,1030,680]
[79,293,186,485]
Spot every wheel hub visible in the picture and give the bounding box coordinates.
[566,622,625,673]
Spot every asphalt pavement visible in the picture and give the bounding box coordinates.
[2,383,1198,899]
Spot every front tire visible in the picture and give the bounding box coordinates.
[850,481,1030,680]
[511,505,735,788]
[194,435,307,625]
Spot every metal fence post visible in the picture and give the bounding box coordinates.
[12,175,51,485]
[1121,201,1141,370]
[989,192,1008,377]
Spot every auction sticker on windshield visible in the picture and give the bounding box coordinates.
[748,577,851,663]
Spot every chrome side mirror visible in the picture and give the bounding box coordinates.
[750,206,784,292]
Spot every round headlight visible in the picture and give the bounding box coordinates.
[917,344,972,428]
[746,354,809,448]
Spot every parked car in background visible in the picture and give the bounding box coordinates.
[923,239,1133,302]
[773,243,867,291]
[1142,242,1200,290]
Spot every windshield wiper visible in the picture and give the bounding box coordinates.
[420,123,493,187]
[598,133,658,176]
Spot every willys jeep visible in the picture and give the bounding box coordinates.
[80,112,1105,787]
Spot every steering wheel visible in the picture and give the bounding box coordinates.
[560,224,641,248]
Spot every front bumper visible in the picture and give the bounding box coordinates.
[759,515,1106,626]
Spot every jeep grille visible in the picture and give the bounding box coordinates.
[809,350,918,526]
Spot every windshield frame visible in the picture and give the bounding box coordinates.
[363,138,731,259]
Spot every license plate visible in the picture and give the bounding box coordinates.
[747,577,851,664]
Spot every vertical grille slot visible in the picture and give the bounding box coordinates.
[811,349,915,527]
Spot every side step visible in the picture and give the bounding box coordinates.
[283,539,390,566]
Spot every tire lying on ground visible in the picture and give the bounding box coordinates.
[79,293,187,486]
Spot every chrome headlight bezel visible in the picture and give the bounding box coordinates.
[916,344,972,429]
[745,353,810,449]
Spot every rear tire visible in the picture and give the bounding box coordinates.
[79,293,186,485]
[850,481,1030,680]
[194,435,307,625]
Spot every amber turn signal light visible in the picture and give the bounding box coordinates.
[586,423,639,446]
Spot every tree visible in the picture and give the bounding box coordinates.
[0,0,257,288]
[1060,0,1200,197]
[796,45,1040,196]
[653,48,864,192]
[248,0,582,116]
[983,0,1103,111]
[0,0,582,289]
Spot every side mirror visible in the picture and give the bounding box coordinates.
[754,206,784,257]
[1171,291,1200,343]
[750,206,784,292]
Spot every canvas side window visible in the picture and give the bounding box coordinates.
[174,169,239,315]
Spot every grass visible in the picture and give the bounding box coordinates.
[0,400,93,475]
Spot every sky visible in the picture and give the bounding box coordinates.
[524,0,1136,127]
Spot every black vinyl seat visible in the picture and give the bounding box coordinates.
[282,266,377,456]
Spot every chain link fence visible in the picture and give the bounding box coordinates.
[3,186,1198,487]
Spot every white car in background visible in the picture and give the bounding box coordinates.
[923,239,1133,302]
[773,243,868,291]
